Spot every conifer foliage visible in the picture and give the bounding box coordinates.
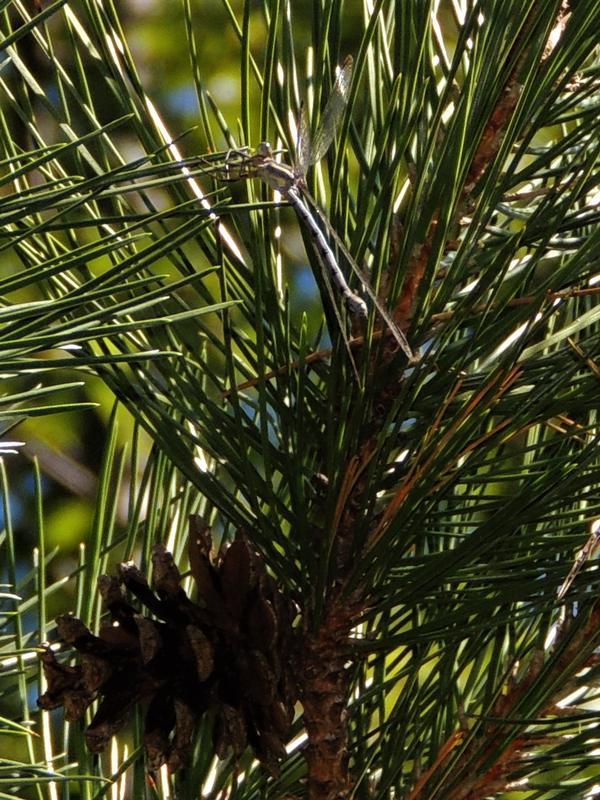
[1,1,600,799]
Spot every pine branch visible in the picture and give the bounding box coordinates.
[408,597,600,800]
[2,0,599,797]
[395,0,572,330]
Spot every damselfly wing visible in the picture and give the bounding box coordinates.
[296,55,355,177]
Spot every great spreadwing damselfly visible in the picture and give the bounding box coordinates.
[222,56,414,363]
[557,524,600,601]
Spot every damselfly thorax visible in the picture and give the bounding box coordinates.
[251,143,299,194]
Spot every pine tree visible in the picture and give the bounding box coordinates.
[2,2,600,798]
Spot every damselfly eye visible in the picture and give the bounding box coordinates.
[257,142,272,157]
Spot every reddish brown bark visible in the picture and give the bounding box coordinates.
[297,600,358,800]
[393,2,569,331]
[406,601,600,800]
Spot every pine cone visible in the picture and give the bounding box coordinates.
[38,515,299,776]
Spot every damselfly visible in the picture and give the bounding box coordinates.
[557,524,600,601]
[229,57,414,362]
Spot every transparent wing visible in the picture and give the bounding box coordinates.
[296,102,312,178]
[309,55,354,166]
